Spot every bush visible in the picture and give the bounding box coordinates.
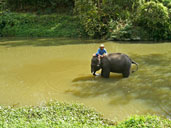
[0,101,170,128]
[0,12,85,37]
[134,1,170,40]
[116,115,171,128]
[0,101,114,128]
[74,0,106,38]
[108,19,151,41]
[1,0,170,40]
[162,0,171,8]
[74,0,145,39]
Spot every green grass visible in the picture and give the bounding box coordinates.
[0,101,170,128]
[0,12,86,38]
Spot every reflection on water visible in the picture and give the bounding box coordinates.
[0,37,170,121]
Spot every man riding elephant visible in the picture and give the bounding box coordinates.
[93,44,108,66]
[91,52,138,78]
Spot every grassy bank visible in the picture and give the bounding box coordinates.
[0,11,170,41]
[0,101,170,128]
[0,101,114,128]
[1,0,171,41]
[0,12,86,38]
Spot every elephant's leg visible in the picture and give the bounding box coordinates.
[101,69,103,76]
[101,68,110,78]
[122,70,130,78]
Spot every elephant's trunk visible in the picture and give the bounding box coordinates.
[91,67,96,76]
[91,65,101,76]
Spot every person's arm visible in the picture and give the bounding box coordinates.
[103,49,107,56]
[96,48,100,55]
[104,48,107,54]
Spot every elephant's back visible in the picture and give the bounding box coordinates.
[107,53,132,69]
[107,53,129,61]
[108,53,125,57]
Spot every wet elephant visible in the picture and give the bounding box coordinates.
[91,53,138,78]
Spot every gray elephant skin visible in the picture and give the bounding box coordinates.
[91,53,138,78]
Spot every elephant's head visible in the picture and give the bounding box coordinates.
[91,56,101,75]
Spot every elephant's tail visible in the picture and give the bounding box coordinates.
[131,60,138,73]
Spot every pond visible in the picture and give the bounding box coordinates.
[0,38,170,121]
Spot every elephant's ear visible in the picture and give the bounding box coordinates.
[92,56,98,60]
[92,56,98,64]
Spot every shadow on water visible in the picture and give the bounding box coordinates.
[66,53,171,117]
[132,53,171,66]
[0,38,105,47]
[67,74,123,98]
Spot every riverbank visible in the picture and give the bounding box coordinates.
[0,12,86,38]
[0,101,170,127]
[1,12,170,41]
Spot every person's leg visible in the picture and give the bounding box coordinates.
[93,53,96,56]
[97,55,101,66]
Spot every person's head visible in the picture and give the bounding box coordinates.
[100,44,104,50]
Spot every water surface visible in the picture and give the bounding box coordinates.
[0,38,170,121]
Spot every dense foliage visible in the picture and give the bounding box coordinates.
[0,12,85,37]
[135,1,170,40]
[0,0,170,40]
[0,101,114,128]
[5,0,74,14]
[0,101,170,128]
[116,115,171,128]
[74,0,105,38]
[74,0,143,38]
[75,0,171,40]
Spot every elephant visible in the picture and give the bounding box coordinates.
[91,53,138,78]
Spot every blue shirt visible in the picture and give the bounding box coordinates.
[96,48,107,56]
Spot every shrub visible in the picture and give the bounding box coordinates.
[162,0,171,8]
[108,20,149,41]
[134,1,170,40]
[116,115,171,128]
[74,0,106,38]
[0,101,114,128]
[0,102,170,128]
[74,0,144,38]
[0,12,85,37]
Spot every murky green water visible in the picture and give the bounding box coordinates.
[0,38,170,121]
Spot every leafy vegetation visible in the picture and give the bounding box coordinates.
[5,0,74,14]
[0,12,85,37]
[108,20,147,41]
[74,0,143,38]
[0,101,114,128]
[134,1,170,40]
[74,0,171,40]
[116,115,171,128]
[0,101,170,128]
[0,0,170,40]
[74,0,105,38]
